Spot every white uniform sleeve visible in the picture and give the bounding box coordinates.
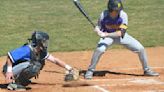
[97,12,103,29]
[120,10,128,25]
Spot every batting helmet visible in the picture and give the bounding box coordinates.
[107,0,123,12]
[31,31,49,50]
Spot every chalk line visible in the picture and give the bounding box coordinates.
[92,85,110,92]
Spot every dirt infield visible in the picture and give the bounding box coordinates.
[0,47,164,92]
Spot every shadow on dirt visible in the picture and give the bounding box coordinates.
[30,82,61,86]
[63,70,144,88]
[80,70,144,77]
[0,83,8,89]
[63,81,93,87]
[44,70,64,74]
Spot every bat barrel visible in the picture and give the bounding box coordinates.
[73,0,96,28]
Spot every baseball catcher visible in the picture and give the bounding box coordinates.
[2,31,79,91]
[84,0,159,79]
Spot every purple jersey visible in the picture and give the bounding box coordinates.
[98,10,128,33]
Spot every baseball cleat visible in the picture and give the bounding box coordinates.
[144,69,159,76]
[7,82,26,91]
[84,70,93,79]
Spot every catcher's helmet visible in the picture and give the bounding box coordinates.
[107,0,123,12]
[31,31,49,50]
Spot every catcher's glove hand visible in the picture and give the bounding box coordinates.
[64,68,80,82]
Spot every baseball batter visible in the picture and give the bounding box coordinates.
[85,0,159,79]
[2,31,79,91]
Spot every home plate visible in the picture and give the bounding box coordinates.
[130,79,164,85]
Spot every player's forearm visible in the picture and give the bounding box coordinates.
[53,58,72,71]
[4,56,15,83]
[104,24,128,38]
[105,31,122,38]
[47,54,72,70]
[95,26,123,38]
[54,58,66,68]
[6,56,13,72]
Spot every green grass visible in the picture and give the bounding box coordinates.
[0,0,164,56]
[124,0,164,47]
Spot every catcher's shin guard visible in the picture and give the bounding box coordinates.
[15,62,41,85]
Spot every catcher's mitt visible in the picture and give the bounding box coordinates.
[64,68,80,82]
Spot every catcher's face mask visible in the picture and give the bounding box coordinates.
[31,31,49,51]
[39,38,49,51]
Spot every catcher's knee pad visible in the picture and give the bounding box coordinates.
[97,43,108,53]
[16,62,41,85]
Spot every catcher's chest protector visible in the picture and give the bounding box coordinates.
[30,48,48,70]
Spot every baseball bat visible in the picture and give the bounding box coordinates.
[73,0,96,28]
